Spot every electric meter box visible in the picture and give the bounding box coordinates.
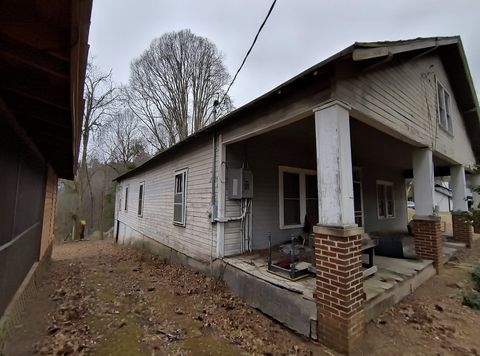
[227,168,253,200]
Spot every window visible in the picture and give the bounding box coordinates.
[279,166,317,229]
[118,186,123,213]
[137,182,144,217]
[124,186,129,211]
[173,169,187,226]
[377,181,395,219]
[437,82,453,135]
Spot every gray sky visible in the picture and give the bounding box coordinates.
[89,0,480,108]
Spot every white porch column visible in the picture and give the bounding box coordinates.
[412,148,435,216]
[450,165,468,212]
[471,174,480,210]
[314,100,355,227]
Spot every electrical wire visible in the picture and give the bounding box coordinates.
[221,0,278,104]
[209,0,278,120]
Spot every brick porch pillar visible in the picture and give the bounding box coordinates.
[314,101,364,353]
[413,216,442,273]
[450,165,472,248]
[314,225,364,354]
[451,212,473,248]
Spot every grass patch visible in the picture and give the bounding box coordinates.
[95,322,146,356]
[99,289,116,303]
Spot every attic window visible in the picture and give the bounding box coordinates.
[437,82,453,135]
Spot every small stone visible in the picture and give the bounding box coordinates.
[147,287,155,292]
[434,304,444,312]
[47,325,60,335]
[174,308,184,315]
[455,281,465,289]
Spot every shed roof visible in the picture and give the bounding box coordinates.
[115,36,479,181]
[0,0,92,179]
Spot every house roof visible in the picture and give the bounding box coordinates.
[434,184,452,198]
[0,0,93,179]
[115,36,480,182]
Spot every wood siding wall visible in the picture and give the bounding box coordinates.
[115,136,216,261]
[336,54,476,166]
[39,166,57,259]
[0,119,46,316]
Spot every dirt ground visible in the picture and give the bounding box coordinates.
[3,240,480,356]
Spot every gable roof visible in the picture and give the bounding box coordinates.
[115,36,479,181]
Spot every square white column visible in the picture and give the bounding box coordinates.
[314,100,355,227]
[412,148,435,216]
[471,174,480,210]
[450,165,468,212]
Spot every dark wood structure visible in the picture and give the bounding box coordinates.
[0,0,92,316]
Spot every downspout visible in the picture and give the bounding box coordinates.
[210,131,218,273]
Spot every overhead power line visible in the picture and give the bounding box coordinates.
[219,0,278,108]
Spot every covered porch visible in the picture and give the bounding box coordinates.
[216,100,475,353]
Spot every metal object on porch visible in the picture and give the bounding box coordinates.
[267,233,312,280]
[370,231,416,259]
[362,235,378,278]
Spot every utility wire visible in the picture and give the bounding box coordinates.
[214,0,278,114]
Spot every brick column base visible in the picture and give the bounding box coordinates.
[452,212,473,248]
[314,225,364,354]
[413,217,442,273]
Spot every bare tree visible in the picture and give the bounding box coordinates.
[127,29,232,151]
[73,59,117,238]
[99,108,148,173]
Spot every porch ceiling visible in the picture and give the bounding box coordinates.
[350,118,451,176]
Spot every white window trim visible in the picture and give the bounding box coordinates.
[173,168,188,227]
[376,180,395,220]
[278,166,317,230]
[137,181,145,217]
[352,167,364,227]
[436,80,453,136]
[118,185,123,214]
[124,185,129,212]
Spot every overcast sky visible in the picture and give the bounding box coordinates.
[89,0,480,108]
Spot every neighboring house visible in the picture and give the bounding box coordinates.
[114,37,479,353]
[434,184,452,212]
[0,0,92,341]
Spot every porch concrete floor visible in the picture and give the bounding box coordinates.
[224,242,463,323]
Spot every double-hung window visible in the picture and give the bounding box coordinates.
[376,180,395,219]
[124,186,129,211]
[138,182,144,217]
[174,169,187,226]
[437,82,453,135]
[279,166,317,229]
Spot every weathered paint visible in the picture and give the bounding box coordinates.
[337,54,476,167]
[314,101,355,226]
[412,148,435,216]
[450,165,468,212]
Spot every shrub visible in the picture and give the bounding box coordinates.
[472,210,480,234]
[471,263,480,291]
[463,291,480,310]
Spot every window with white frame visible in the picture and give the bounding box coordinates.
[437,82,453,135]
[173,169,187,226]
[279,166,317,229]
[137,182,144,217]
[124,185,129,211]
[376,180,395,219]
[118,186,123,213]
